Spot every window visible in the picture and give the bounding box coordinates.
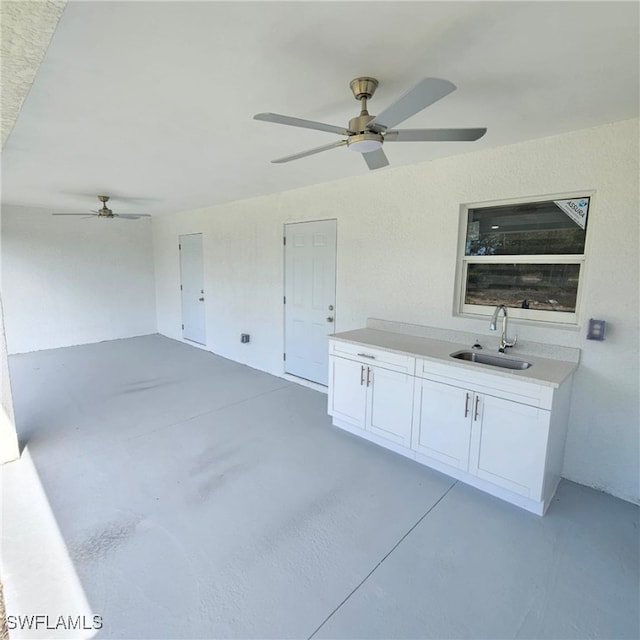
[457,195,591,324]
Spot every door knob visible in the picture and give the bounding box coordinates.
[326,316,334,323]
[199,297,205,301]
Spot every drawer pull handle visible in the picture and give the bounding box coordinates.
[360,365,365,386]
[474,395,481,421]
[357,353,376,359]
[366,366,372,387]
[464,392,471,418]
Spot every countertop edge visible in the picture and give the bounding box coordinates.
[329,329,578,388]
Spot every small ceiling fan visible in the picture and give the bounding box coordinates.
[254,76,486,170]
[52,195,151,219]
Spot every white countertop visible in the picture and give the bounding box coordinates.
[330,328,578,388]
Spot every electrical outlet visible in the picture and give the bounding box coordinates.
[241,334,250,343]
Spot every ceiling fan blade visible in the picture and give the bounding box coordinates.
[52,213,97,216]
[113,214,151,219]
[362,148,389,170]
[272,140,347,164]
[385,128,487,142]
[254,113,352,136]
[366,78,456,133]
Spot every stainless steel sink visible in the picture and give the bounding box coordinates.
[450,350,532,370]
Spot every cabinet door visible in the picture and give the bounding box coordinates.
[327,356,367,429]
[365,366,414,447]
[412,379,472,470]
[469,394,550,499]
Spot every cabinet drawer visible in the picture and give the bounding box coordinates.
[329,340,414,374]
[415,357,552,409]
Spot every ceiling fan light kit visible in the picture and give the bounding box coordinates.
[347,133,383,153]
[254,76,487,170]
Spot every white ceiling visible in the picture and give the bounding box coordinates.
[2,1,638,216]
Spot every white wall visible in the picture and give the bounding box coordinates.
[154,118,639,504]
[1,206,157,353]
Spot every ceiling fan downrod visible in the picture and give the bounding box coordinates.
[349,77,379,132]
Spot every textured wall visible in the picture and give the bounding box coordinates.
[154,118,639,504]
[1,207,157,353]
[0,0,66,149]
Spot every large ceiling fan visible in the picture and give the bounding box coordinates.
[254,77,486,170]
[52,195,151,219]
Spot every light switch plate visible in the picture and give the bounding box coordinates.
[587,319,606,341]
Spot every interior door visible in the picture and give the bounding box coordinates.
[284,219,337,385]
[179,233,206,345]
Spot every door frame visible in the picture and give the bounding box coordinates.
[282,218,337,387]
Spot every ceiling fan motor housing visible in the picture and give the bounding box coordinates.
[348,113,376,132]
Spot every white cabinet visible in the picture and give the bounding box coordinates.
[327,342,415,448]
[412,377,550,499]
[328,336,574,515]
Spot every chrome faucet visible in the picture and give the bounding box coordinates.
[490,305,517,353]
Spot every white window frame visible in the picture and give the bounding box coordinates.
[454,191,594,326]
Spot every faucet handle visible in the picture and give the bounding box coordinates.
[504,335,517,349]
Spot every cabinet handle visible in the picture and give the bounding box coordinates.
[357,353,376,359]
[366,366,372,387]
[474,395,481,421]
[360,365,365,386]
[464,392,471,418]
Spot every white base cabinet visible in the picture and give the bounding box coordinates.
[413,378,551,500]
[328,337,574,516]
[328,353,413,448]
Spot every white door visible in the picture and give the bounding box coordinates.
[366,366,414,447]
[179,233,206,345]
[284,220,336,385]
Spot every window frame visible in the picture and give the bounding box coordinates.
[454,191,594,326]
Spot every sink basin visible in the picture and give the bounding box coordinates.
[450,350,532,370]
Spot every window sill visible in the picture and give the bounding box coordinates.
[455,310,582,331]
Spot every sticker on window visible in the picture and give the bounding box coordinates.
[553,198,589,229]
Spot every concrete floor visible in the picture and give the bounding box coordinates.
[3,334,639,639]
